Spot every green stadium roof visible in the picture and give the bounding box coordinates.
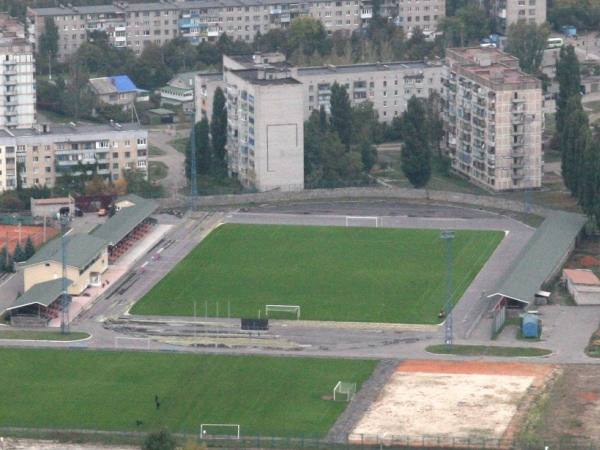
[489,211,588,304]
[91,194,157,246]
[7,278,73,310]
[22,234,108,269]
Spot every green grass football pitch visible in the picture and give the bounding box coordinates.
[132,224,504,323]
[0,348,377,436]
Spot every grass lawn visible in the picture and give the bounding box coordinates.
[148,161,168,182]
[426,344,552,357]
[0,330,89,341]
[149,146,167,156]
[0,348,376,436]
[168,137,189,154]
[131,224,504,323]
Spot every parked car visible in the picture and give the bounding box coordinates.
[98,209,108,217]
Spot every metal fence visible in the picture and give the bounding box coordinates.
[0,427,597,450]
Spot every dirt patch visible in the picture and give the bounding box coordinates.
[520,365,600,442]
[580,256,600,267]
[351,360,556,442]
[0,224,60,253]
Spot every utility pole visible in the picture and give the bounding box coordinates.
[48,51,52,81]
[441,229,454,350]
[60,218,72,334]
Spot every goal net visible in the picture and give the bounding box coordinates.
[333,381,356,402]
[266,305,300,320]
[200,424,240,439]
[345,216,379,227]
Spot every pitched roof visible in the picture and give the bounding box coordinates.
[89,75,139,95]
[564,269,600,286]
[91,194,157,245]
[7,278,72,310]
[489,211,588,303]
[168,71,201,88]
[22,234,107,269]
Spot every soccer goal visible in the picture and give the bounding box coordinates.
[114,336,150,350]
[200,424,240,440]
[345,216,380,227]
[266,304,300,320]
[333,381,356,402]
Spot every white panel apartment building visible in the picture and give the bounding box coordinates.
[443,48,543,192]
[0,123,148,190]
[223,57,304,191]
[297,61,442,121]
[197,53,443,123]
[491,0,546,35]
[0,13,35,130]
[27,0,444,61]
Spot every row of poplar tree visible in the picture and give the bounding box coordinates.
[0,236,37,273]
[555,46,600,226]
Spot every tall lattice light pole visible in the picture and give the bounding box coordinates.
[187,109,198,211]
[441,229,454,350]
[60,218,72,334]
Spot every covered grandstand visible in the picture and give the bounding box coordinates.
[7,278,72,326]
[488,211,588,334]
[91,194,157,262]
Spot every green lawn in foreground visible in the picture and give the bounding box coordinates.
[0,330,89,341]
[132,224,504,323]
[0,348,376,436]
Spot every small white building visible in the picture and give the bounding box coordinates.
[563,269,600,305]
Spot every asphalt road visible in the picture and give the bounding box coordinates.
[2,200,599,365]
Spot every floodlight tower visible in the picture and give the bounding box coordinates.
[60,217,71,334]
[186,109,198,211]
[441,229,454,350]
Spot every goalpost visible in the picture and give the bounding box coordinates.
[266,305,300,320]
[333,381,356,402]
[114,336,150,350]
[200,424,240,439]
[345,216,380,228]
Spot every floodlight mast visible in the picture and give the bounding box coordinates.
[60,217,71,334]
[441,229,454,350]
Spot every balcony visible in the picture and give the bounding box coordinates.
[360,9,373,18]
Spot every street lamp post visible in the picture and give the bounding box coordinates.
[48,51,52,81]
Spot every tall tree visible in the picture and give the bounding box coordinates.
[24,236,36,261]
[578,135,600,223]
[38,17,59,57]
[210,87,228,178]
[401,96,431,188]
[329,82,353,151]
[556,45,582,138]
[504,20,550,75]
[12,242,25,263]
[286,18,330,58]
[561,96,589,196]
[186,117,212,177]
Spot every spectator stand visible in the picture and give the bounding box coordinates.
[7,278,72,326]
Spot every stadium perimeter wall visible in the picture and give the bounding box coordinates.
[186,187,556,217]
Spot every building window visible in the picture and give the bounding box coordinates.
[113,163,119,169]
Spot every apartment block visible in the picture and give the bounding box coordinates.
[442,47,543,192]
[0,123,148,190]
[491,0,546,35]
[0,13,35,130]
[198,52,442,124]
[298,60,442,122]
[27,0,443,61]
[223,56,304,191]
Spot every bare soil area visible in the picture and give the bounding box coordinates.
[351,360,556,442]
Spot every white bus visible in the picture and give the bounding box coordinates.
[547,38,564,49]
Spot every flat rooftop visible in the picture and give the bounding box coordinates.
[231,69,302,86]
[0,123,146,140]
[298,61,432,77]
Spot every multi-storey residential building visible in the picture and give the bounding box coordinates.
[0,13,35,130]
[197,52,443,123]
[298,61,442,121]
[491,0,546,35]
[223,56,304,191]
[442,47,543,192]
[27,0,444,61]
[0,123,148,190]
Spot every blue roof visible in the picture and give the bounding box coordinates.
[109,75,138,93]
